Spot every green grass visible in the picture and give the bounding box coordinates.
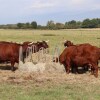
[0,83,100,100]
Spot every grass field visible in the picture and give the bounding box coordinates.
[0,29,100,100]
[0,29,100,53]
[0,82,100,100]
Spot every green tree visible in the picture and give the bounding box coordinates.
[47,20,56,29]
[17,23,23,29]
[31,21,37,29]
[65,20,78,29]
[81,19,91,28]
[90,19,98,28]
[56,23,64,29]
[25,22,30,28]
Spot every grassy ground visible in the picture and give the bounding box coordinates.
[0,29,100,100]
[0,82,100,100]
[0,72,100,100]
[0,29,100,53]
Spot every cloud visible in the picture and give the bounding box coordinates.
[70,0,85,5]
[69,0,100,11]
[26,0,100,14]
[30,1,55,9]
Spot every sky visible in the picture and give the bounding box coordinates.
[0,0,100,25]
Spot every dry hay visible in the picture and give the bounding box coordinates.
[19,50,65,74]
[19,61,46,73]
[24,51,52,63]
[18,61,65,74]
[0,70,100,86]
[0,62,100,86]
[0,51,99,86]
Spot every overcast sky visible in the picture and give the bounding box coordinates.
[0,0,100,25]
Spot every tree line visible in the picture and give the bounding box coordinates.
[0,18,100,29]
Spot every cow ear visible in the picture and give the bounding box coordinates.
[28,42,34,45]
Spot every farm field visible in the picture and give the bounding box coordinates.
[0,29,100,100]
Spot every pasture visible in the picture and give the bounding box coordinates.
[0,29,100,100]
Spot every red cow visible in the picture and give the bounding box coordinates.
[0,41,28,71]
[23,41,49,52]
[63,40,94,72]
[59,43,100,77]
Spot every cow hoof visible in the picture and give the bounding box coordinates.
[94,74,98,78]
[11,68,16,72]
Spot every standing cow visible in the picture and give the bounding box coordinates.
[59,43,100,77]
[0,41,29,71]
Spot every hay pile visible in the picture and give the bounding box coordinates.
[18,61,65,73]
[19,61,45,73]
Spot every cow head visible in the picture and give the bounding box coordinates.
[64,40,73,47]
[37,41,49,50]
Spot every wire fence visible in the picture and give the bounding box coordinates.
[19,45,60,65]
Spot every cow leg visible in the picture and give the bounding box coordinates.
[91,67,94,75]
[93,65,98,78]
[63,63,68,73]
[71,66,79,74]
[11,61,15,71]
[76,67,80,74]
[71,63,79,74]
[87,64,94,75]
[67,66,70,74]
[83,66,89,72]
[91,63,98,78]
[64,62,70,74]
[71,66,76,73]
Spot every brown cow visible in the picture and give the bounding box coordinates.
[0,41,29,71]
[63,40,93,72]
[59,43,100,77]
[64,40,74,47]
[23,41,49,52]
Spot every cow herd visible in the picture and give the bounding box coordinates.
[0,40,100,78]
